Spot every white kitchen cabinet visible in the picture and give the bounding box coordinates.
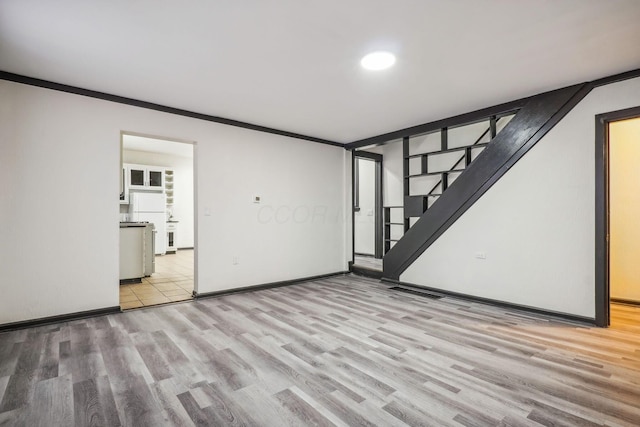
[126,164,164,190]
[119,226,145,280]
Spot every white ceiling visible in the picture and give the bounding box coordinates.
[123,134,193,158]
[1,1,639,144]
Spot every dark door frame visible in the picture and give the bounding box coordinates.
[594,105,640,327]
[353,151,384,261]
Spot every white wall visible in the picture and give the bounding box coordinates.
[0,80,348,324]
[354,158,375,255]
[401,77,640,318]
[123,149,194,248]
[379,142,403,208]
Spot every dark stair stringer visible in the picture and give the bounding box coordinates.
[383,83,594,280]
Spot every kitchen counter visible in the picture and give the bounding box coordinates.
[120,222,149,228]
[120,222,155,281]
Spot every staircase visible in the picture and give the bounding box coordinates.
[382,83,593,280]
[401,114,514,229]
[382,117,514,255]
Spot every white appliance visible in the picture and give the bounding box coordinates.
[119,225,145,280]
[129,192,167,255]
[119,222,155,280]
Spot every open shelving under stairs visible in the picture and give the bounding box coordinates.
[401,113,515,235]
[384,206,404,254]
[354,112,518,275]
[378,113,515,259]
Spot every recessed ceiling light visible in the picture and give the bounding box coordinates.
[360,51,396,71]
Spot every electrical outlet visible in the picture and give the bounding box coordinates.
[232,256,239,265]
[474,252,486,259]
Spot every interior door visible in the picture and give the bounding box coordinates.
[353,151,383,259]
[354,158,377,256]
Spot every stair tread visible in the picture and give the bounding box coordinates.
[406,169,465,178]
[406,142,489,158]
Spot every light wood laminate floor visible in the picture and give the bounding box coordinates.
[1,275,639,426]
[353,255,382,271]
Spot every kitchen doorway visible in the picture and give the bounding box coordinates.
[595,107,640,328]
[119,132,196,309]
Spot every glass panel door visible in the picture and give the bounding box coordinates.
[149,170,163,187]
[129,168,145,186]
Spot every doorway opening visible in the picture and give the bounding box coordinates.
[119,132,196,309]
[352,151,383,272]
[595,107,640,328]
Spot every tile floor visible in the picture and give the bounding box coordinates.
[119,249,194,310]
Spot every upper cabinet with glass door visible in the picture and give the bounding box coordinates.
[126,164,164,191]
